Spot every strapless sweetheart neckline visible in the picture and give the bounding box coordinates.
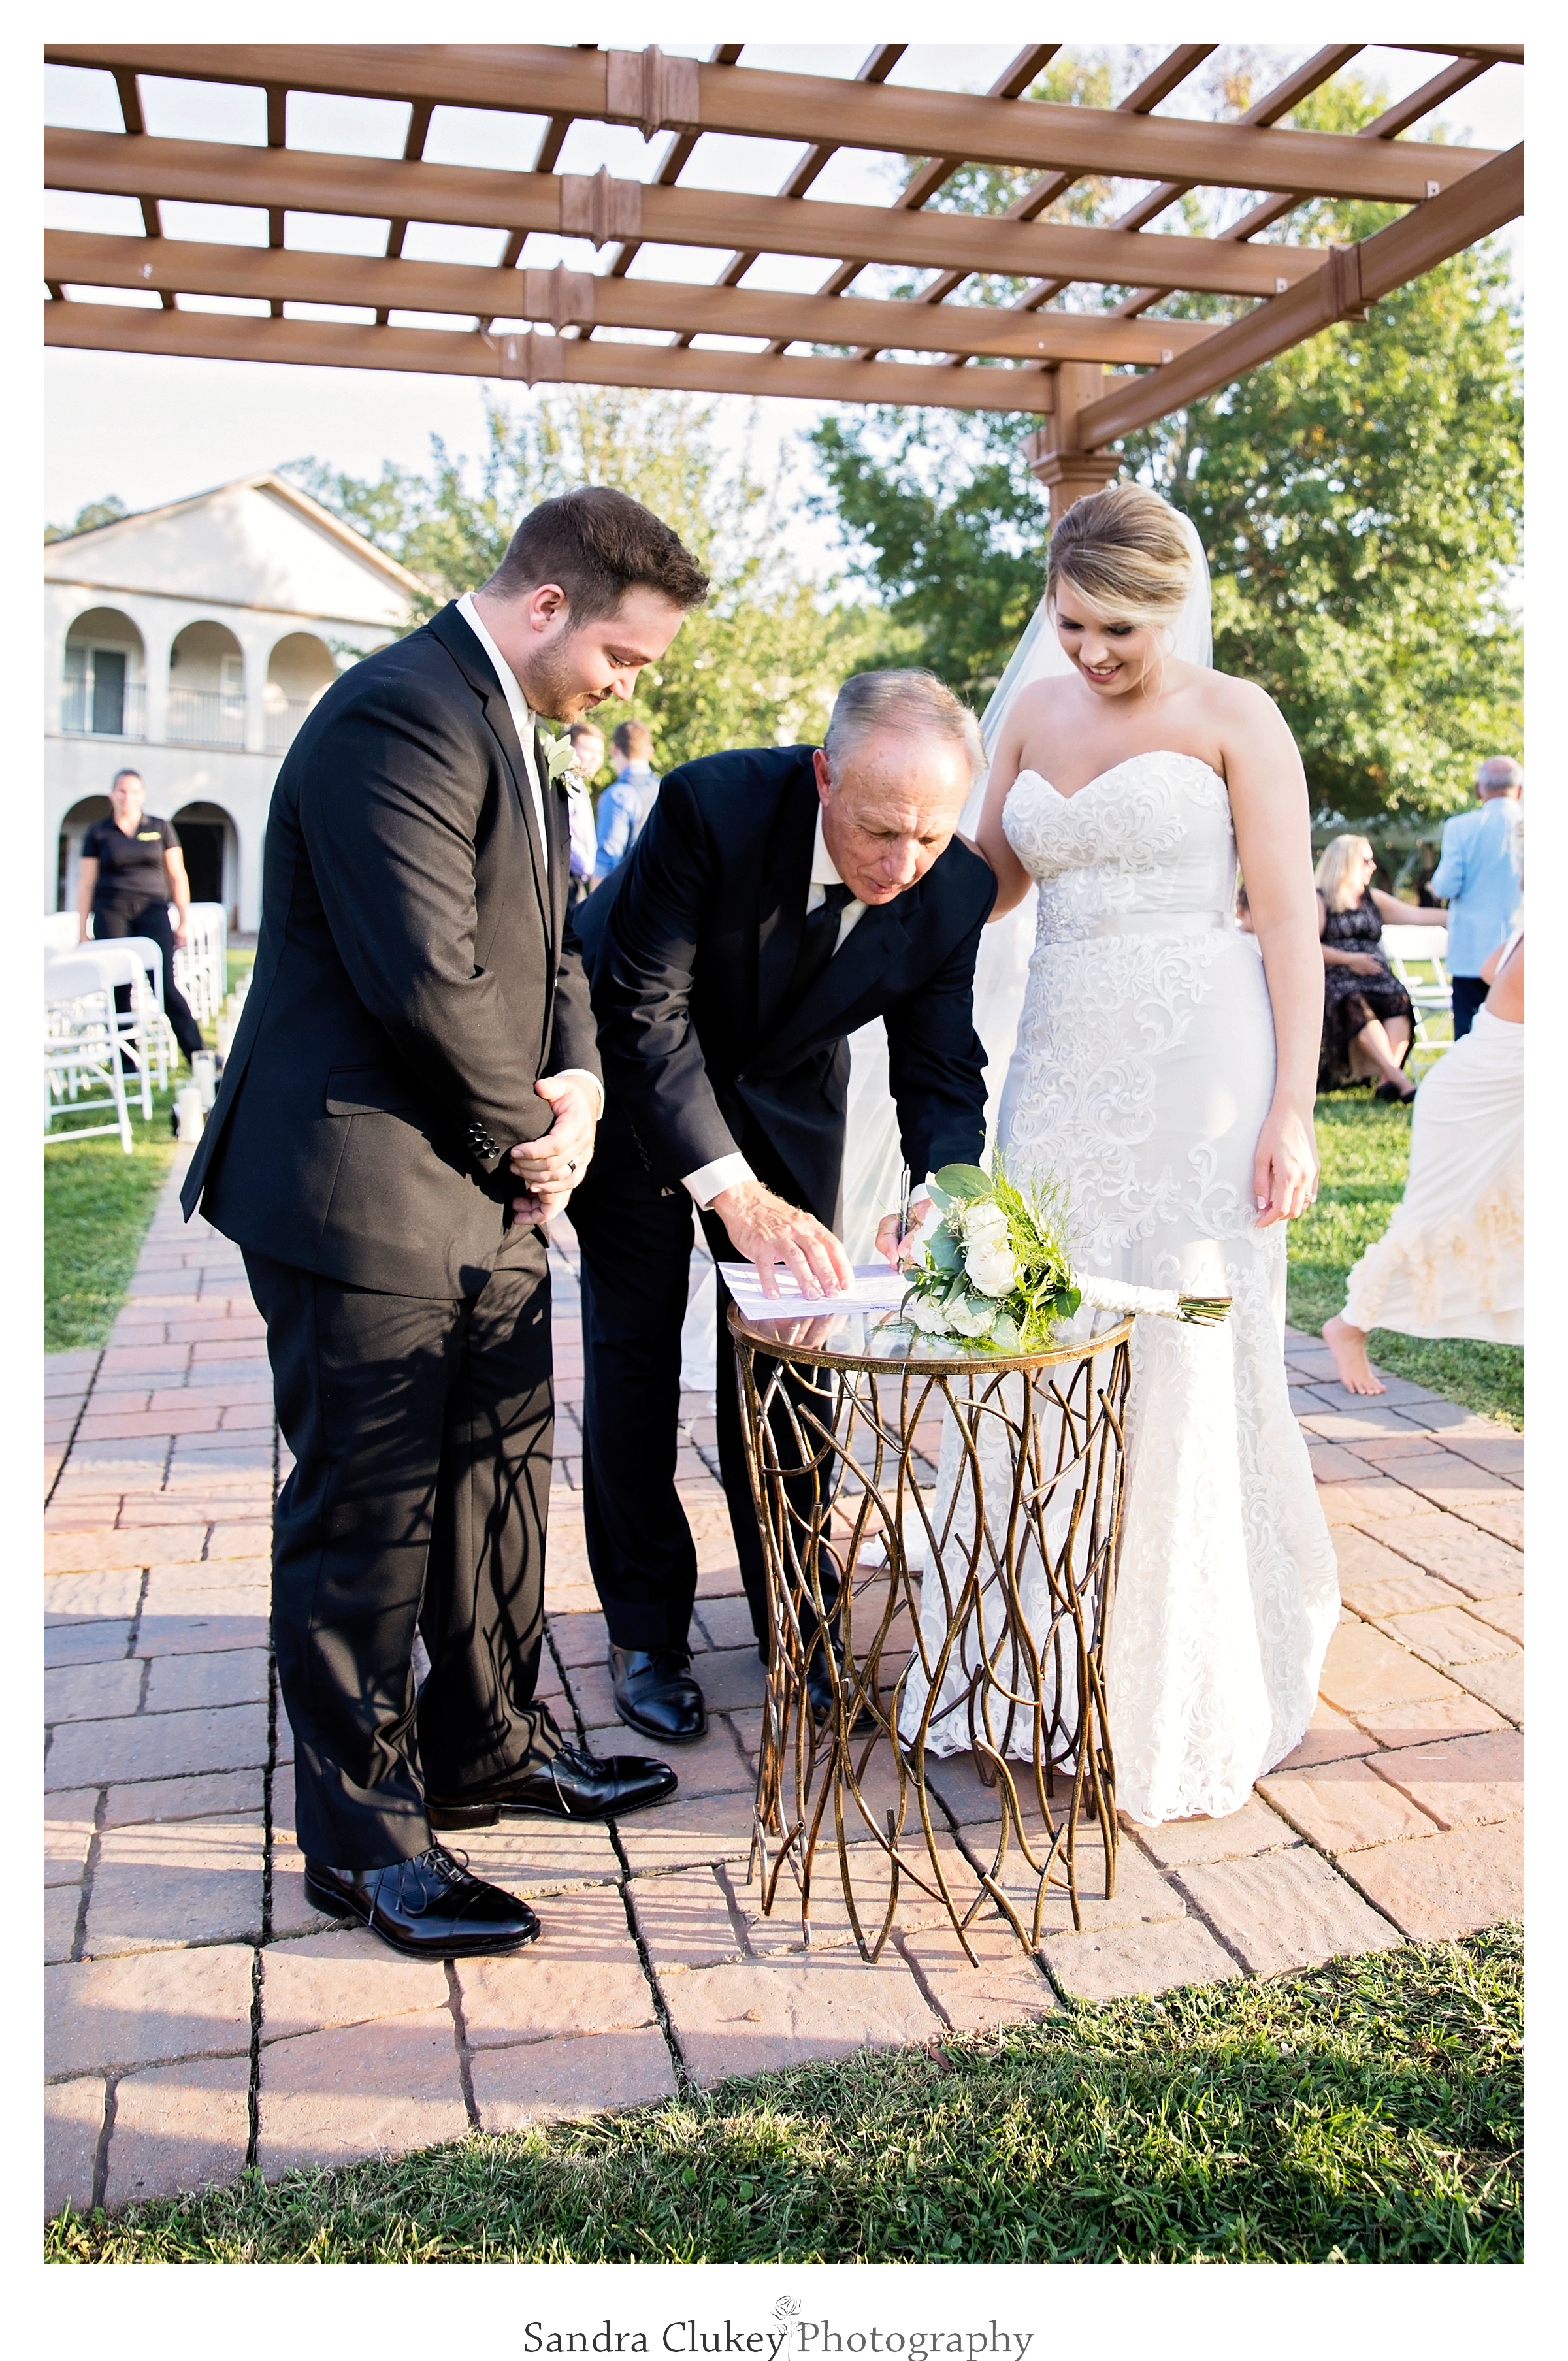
[1014,750,1226,804]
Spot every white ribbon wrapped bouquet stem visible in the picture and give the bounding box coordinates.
[1071,1273,1230,1326]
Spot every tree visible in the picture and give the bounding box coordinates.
[1135,242,1522,824]
[809,72,1522,824]
[808,411,1041,706]
[288,389,875,770]
[45,494,128,542]
[1125,78,1522,824]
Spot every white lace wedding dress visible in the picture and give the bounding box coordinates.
[902,750,1339,1825]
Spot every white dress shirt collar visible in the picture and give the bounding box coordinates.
[454,594,608,1131]
[807,805,867,946]
[811,804,843,890]
[456,591,547,851]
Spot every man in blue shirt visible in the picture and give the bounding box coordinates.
[1430,757,1524,1037]
[565,720,606,904]
[593,719,661,882]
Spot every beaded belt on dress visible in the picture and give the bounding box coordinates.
[1043,909,1237,945]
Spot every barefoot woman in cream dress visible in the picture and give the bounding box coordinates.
[901,486,1339,1825]
[1325,930,1524,1393]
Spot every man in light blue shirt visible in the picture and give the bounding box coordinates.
[565,720,606,904]
[1430,756,1524,1036]
[593,719,661,882]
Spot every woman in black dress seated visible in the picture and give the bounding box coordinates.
[1315,834,1446,1103]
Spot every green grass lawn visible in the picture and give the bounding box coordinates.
[46,1927,1520,2266]
[44,1084,180,1353]
[1290,1092,1523,1429]
[44,953,255,1354]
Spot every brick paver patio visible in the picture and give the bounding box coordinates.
[44,1153,1524,2217]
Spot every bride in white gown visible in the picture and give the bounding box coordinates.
[892,483,1339,1825]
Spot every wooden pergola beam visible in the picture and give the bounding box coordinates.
[46,131,1336,300]
[44,44,1496,201]
[1391,44,1523,65]
[47,230,1226,365]
[671,40,908,352]
[855,42,1220,365]
[768,43,1066,358]
[1109,50,1487,323]
[42,299,1060,414]
[597,38,745,308]
[1075,142,1524,449]
[42,42,1524,460]
[885,41,1063,218]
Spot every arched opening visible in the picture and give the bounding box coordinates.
[56,794,111,913]
[265,630,336,753]
[168,619,245,748]
[171,800,240,924]
[62,608,146,739]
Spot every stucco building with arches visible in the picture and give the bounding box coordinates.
[45,471,421,930]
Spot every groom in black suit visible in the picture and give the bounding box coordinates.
[571,670,996,1741]
[181,489,709,1959]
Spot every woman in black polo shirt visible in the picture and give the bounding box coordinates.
[76,768,205,1063]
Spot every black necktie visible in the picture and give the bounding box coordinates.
[787,881,853,1006]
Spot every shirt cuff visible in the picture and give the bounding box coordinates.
[683,1152,755,1211]
[553,1067,604,1122]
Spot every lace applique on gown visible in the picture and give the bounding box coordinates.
[900,751,1339,1824]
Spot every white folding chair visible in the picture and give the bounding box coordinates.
[50,943,159,1118]
[59,935,174,1091]
[44,956,133,1153]
[172,903,227,1030]
[1381,924,1452,1049]
[112,936,173,1090]
[42,913,80,954]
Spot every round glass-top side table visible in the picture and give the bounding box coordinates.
[727,1300,1135,1962]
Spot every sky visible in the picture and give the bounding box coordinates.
[43,41,1525,573]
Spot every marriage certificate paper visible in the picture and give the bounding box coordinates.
[719,1263,910,1320]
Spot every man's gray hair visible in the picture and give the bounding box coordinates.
[824,668,984,779]
[1477,755,1523,794]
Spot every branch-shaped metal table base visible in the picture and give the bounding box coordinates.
[730,1304,1134,1962]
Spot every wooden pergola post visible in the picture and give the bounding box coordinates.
[1026,365,1123,526]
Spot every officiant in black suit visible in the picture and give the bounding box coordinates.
[180,489,710,1961]
[570,670,996,1743]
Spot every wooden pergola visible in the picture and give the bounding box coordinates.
[45,42,1523,519]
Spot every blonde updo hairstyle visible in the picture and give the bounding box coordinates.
[1045,481,1195,638]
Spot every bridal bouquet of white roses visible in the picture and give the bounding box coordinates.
[900,1163,1232,1352]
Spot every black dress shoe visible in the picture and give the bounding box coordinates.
[302,1844,541,1959]
[610,1645,708,1744]
[427,1741,678,1829]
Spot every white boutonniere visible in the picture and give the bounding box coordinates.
[541,733,586,796]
